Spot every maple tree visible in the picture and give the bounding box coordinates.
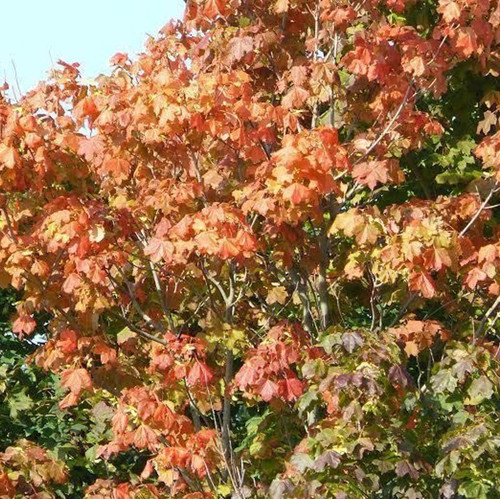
[1,0,500,496]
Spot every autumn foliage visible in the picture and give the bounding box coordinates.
[1,0,500,496]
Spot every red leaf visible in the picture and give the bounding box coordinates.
[438,0,461,23]
[259,379,279,402]
[58,392,79,410]
[282,377,304,401]
[455,28,477,58]
[187,361,214,387]
[112,409,129,435]
[235,363,259,389]
[110,52,129,66]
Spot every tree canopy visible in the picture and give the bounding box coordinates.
[1,0,500,497]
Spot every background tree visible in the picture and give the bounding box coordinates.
[0,0,500,497]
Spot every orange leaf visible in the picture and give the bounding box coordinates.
[203,0,226,19]
[352,161,389,190]
[226,36,253,64]
[464,267,487,289]
[187,361,214,387]
[283,183,311,204]
[0,144,20,169]
[101,158,131,185]
[218,238,240,259]
[62,273,81,294]
[60,368,92,395]
[282,86,309,110]
[112,409,129,434]
[144,237,175,263]
[134,424,158,450]
[12,314,36,337]
[59,329,78,354]
[409,272,436,299]
[59,392,79,410]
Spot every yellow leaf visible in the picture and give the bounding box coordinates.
[266,285,288,305]
[89,225,105,243]
[404,341,420,357]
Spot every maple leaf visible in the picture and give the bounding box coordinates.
[235,363,258,389]
[274,0,289,13]
[281,377,304,401]
[195,232,220,254]
[408,56,426,77]
[94,343,117,365]
[464,267,487,289]
[12,314,36,337]
[395,460,419,480]
[478,244,497,263]
[235,230,257,252]
[438,0,461,23]
[62,273,81,294]
[342,331,364,353]
[281,86,309,110]
[455,28,478,58]
[58,329,78,354]
[283,183,311,204]
[78,135,106,161]
[60,368,92,395]
[112,409,129,434]
[134,424,158,450]
[187,361,214,386]
[313,451,341,471]
[226,36,253,64]
[58,392,79,410]
[203,0,226,19]
[110,52,129,66]
[0,144,20,169]
[404,340,420,357]
[266,286,288,305]
[352,161,389,190]
[101,158,131,185]
[218,238,240,259]
[424,247,452,271]
[144,237,175,263]
[409,272,436,299]
[203,169,224,189]
[259,379,279,402]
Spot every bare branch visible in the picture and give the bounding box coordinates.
[459,183,498,237]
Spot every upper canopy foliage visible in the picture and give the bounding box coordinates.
[0,0,500,497]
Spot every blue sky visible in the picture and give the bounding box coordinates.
[0,0,184,96]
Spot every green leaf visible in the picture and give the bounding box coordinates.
[466,376,494,405]
[8,388,33,418]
